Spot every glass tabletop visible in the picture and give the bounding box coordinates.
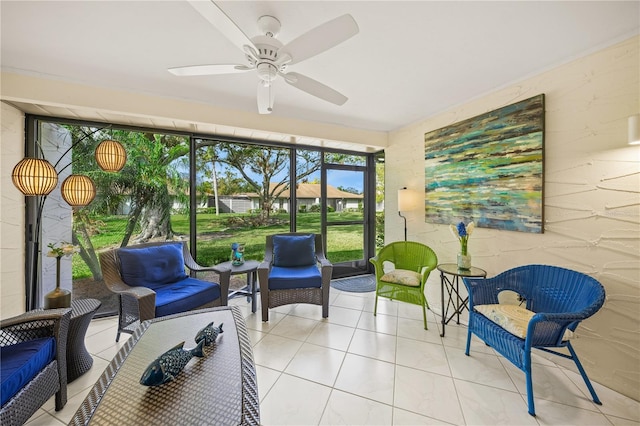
[437,263,487,278]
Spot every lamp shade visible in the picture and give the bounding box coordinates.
[61,174,96,206]
[11,158,58,196]
[629,114,640,145]
[398,187,412,211]
[95,139,126,172]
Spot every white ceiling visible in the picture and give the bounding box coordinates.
[1,1,639,138]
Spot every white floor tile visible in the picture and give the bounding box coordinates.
[260,373,332,426]
[445,346,517,392]
[348,328,397,363]
[334,353,395,405]
[392,407,448,425]
[394,365,465,425]
[324,305,363,328]
[252,333,304,371]
[396,317,442,344]
[562,369,640,422]
[502,360,604,411]
[31,285,634,426]
[285,342,346,386]
[357,311,399,336]
[320,389,393,425]
[306,321,356,351]
[268,314,319,341]
[255,365,282,402]
[454,379,536,425]
[396,337,451,376]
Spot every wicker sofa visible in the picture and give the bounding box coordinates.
[462,264,606,416]
[1,308,71,426]
[100,241,231,341]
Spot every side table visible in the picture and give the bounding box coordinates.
[215,260,260,313]
[67,298,101,382]
[437,263,486,337]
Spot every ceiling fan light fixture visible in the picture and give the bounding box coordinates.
[176,2,359,113]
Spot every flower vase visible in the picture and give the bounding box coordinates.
[44,256,71,309]
[457,253,472,270]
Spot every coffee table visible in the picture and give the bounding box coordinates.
[67,298,101,382]
[70,306,259,425]
[216,260,260,313]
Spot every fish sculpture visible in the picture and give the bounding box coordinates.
[140,340,205,386]
[195,322,224,346]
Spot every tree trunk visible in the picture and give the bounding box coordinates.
[121,196,147,247]
[212,163,219,216]
[135,187,173,242]
[72,225,102,281]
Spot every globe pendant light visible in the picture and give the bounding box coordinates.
[95,139,127,172]
[60,174,96,206]
[11,158,59,196]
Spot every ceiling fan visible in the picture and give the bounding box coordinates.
[169,1,359,114]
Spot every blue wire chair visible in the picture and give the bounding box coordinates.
[462,264,606,416]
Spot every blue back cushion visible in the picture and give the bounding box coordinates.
[118,243,187,289]
[272,234,316,267]
[1,337,56,406]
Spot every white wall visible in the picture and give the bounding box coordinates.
[1,102,26,317]
[386,36,640,400]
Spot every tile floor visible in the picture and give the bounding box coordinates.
[26,288,640,425]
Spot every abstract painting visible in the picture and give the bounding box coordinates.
[424,94,544,233]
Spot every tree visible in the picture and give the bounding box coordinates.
[197,142,322,223]
[68,126,190,281]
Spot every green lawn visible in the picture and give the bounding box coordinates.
[73,211,365,279]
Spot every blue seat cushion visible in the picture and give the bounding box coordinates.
[272,234,316,267]
[118,243,187,289]
[154,277,221,318]
[269,265,322,290]
[1,337,56,407]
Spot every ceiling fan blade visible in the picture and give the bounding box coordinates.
[168,64,251,76]
[283,72,348,106]
[187,0,257,53]
[279,14,359,65]
[257,82,275,114]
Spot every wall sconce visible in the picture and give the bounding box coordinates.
[11,130,125,310]
[398,187,412,241]
[629,114,640,145]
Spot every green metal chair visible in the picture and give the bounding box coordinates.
[369,241,438,329]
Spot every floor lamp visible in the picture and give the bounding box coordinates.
[11,131,126,310]
[398,187,411,241]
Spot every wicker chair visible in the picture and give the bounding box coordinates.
[369,241,438,329]
[100,241,231,341]
[1,308,71,426]
[463,264,606,416]
[258,233,332,322]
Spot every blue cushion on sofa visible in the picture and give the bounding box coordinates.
[154,277,221,318]
[0,337,56,407]
[118,243,187,289]
[268,265,322,290]
[272,234,316,267]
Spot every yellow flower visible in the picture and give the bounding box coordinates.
[47,242,79,257]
